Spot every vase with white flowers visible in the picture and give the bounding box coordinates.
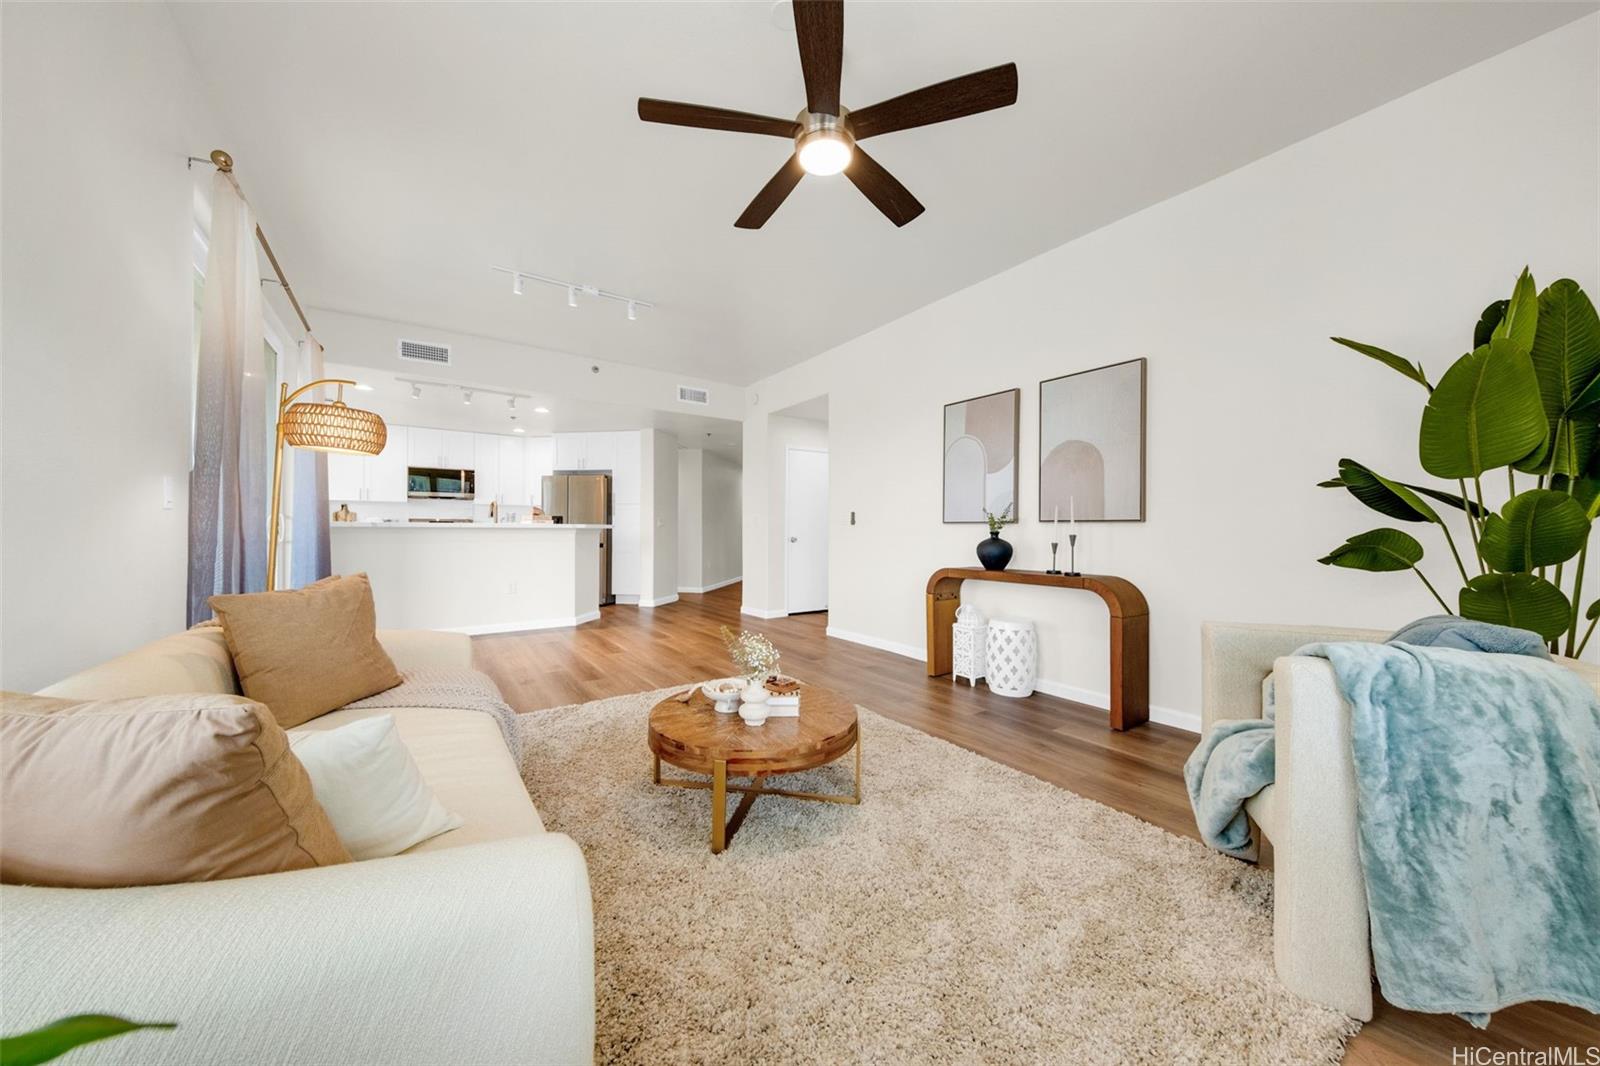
[977,504,1015,571]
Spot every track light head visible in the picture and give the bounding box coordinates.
[462,390,473,406]
[507,396,517,410]
[627,300,638,322]
[410,384,422,400]
[513,275,525,296]
[567,285,578,309]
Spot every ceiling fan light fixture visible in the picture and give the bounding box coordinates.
[795,113,853,176]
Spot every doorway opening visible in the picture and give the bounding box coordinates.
[772,395,828,616]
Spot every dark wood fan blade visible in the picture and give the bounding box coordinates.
[793,0,844,116]
[638,98,801,138]
[735,155,806,229]
[848,63,1018,140]
[844,145,924,227]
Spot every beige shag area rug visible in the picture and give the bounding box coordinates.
[517,689,1358,1065]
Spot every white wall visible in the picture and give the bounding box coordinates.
[741,17,1600,728]
[743,414,828,616]
[700,449,743,590]
[641,429,678,605]
[679,448,743,593]
[0,4,227,690]
[677,449,705,591]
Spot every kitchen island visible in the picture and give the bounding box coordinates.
[330,523,607,634]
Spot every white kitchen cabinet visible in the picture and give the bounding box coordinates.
[472,433,501,501]
[582,431,616,472]
[554,434,584,471]
[367,426,409,502]
[442,431,475,469]
[407,427,442,467]
[612,430,641,505]
[612,502,642,596]
[328,426,409,502]
[327,451,365,502]
[525,437,554,505]
[498,437,528,506]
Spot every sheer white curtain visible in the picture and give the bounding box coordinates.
[187,171,268,625]
[287,338,333,588]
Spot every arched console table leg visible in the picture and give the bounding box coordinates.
[924,567,1150,731]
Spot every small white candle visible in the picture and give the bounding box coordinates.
[1053,505,1059,525]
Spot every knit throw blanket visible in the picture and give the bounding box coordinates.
[343,668,522,760]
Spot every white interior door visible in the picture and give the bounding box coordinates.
[785,447,829,614]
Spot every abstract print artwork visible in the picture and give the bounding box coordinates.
[1039,359,1146,521]
[943,389,1020,523]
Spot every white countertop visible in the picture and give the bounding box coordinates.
[332,522,610,530]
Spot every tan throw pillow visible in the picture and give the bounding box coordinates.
[0,691,350,887]
[209,573,402,729]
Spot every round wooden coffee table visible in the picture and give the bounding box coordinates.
[648,683,861,854]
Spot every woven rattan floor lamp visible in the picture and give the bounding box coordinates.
[267,378,386,590]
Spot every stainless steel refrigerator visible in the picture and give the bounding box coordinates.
[542,473,613,606]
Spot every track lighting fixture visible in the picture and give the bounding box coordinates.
[507,397,517,410]
[396,376,532,411]
[491,266,653,322]
[410,384,422,400]
[462,390,473,405]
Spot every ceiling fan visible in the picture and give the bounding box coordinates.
[637,0,1018,229]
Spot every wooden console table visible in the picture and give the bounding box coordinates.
[925,568,1150,731]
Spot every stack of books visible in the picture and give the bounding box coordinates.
[764,676,801,717]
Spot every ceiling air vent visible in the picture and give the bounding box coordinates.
[677,385,710,406]
[398,339,451,366]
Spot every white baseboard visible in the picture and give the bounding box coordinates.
[448,610,601,636]
[825,626,924,661]
[678,576,742,594]
[614,595,639,605]
[824,626,1199,733]
[740,605,787,620]
[640,594,679,608]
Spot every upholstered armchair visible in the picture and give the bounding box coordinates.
[1200,621,1600,1022]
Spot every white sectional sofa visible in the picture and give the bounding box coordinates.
[2,627,595,1066]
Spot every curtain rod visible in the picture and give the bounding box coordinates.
[188,148,315,341]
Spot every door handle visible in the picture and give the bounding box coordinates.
[789,536,798,543]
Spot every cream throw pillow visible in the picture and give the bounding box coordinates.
[0,691,349,887]
[210,573,402,729]
[289,714,463,859]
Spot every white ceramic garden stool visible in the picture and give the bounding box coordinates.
[951,604,987,687]
[985,619,1038,698]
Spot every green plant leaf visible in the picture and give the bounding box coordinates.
[1330,337,1430,390]
[1418,339,1547,478]
[1474,299,1508,349]
[1491,267,1539,354]
[1478,490,1590,572]
[1459,573,1571,641]
[0,1016,175,1066]
[1317,478,1346,489]
[1332,459,1440,523]
[1515,279,1600,477]
[1400,481,1489,519]
[1588,598,1600,622]
[1318,528,1424,572]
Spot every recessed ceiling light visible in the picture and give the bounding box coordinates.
[513,426,525,434]
[352,383,375,391]
[533,406,550,414]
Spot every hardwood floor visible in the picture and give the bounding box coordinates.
[473,583,1597,1066]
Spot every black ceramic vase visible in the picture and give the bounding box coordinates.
[976,533,1013,571]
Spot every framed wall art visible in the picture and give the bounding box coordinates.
[942,388,1020,523]
[1038,358,1146,522]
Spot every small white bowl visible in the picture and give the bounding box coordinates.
[702,678,744,714]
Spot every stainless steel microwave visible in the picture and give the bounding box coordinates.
[407,467,475,499]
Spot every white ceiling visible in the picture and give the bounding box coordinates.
[329,362,745,458]
[172,2,1592,386]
